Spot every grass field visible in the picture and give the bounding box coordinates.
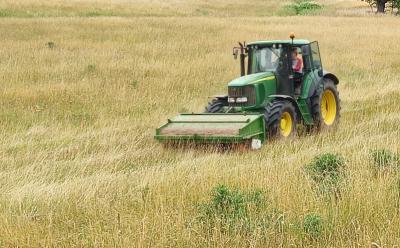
[1,0,400,247]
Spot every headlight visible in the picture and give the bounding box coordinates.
[236,97,248,103]
[228,97,236,103]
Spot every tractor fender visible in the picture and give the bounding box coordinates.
[322,71,339,85]
[268,95,302,121]
[307,71,339,98]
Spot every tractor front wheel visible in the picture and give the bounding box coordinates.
[205,97,227,113]
[264,100,297,139]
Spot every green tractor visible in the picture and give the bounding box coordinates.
[155,35,340,149]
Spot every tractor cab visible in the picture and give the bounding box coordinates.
[234,38,324,98]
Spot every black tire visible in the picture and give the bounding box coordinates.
[204,97,228,113]
[264,100,297,139]
[309,78,341,131]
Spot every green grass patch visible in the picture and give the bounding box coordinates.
[370,149,400,171]
[80,10,118,17]
[305,153,346,198]
[129,80,139,89]
[86,64,97,73]
[303,214,323,238]
[194,8,210,16]
[195,184,283,235]
[0,8,121,18]
[282,0,323,16]
[291,213,326,240]
[0,9,36,18]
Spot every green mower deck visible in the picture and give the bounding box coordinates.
[155,113,265,145]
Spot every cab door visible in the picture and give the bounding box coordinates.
[310,41,323,75]
[299,42,322,99]
[276,45,294,96]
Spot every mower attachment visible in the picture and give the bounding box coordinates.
[155,113,265,146]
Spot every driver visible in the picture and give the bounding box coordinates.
[292,48,303,95]
[292,48,303,73]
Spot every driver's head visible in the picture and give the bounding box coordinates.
[292,48,298,59]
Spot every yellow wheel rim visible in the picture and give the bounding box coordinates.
[320,90,337,126]
[280,112,293,137]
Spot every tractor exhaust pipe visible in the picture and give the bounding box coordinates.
[233,42,247,77]
[239,42,246,77]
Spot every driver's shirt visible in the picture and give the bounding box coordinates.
[292,57,303,73]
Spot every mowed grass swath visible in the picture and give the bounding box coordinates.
[0,0,400,246]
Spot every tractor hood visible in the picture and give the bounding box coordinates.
[228,72,275,87]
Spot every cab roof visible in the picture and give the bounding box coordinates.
[247,39,311,46]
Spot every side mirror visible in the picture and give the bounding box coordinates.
[233,48,239,60]
[318,70,323,77]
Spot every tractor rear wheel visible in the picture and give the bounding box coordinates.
[264,100,297,139]
[310,79,341,131]
[205,97,228,113]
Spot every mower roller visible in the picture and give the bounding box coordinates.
[155,35,341,149]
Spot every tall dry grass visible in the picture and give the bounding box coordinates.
[0,0,399,247]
